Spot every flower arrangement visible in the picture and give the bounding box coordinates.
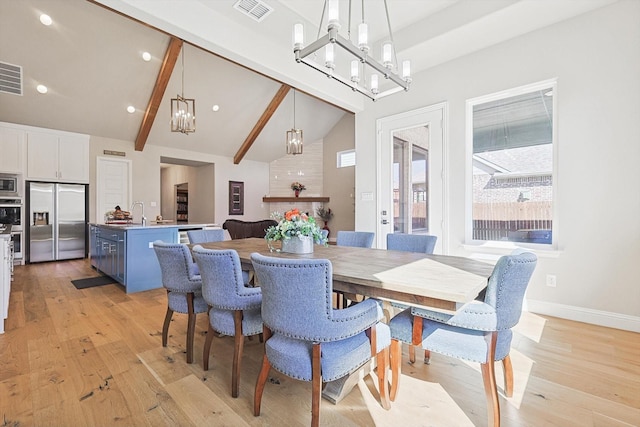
[316,206,333,222]
[291,182,306,192]
[265,208,328,246]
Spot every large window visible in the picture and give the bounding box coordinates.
[467,80,556,246]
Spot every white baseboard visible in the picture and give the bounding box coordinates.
[526,299,640,333]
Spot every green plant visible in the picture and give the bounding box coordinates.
[265,208,327,245]
[316,206,333,222]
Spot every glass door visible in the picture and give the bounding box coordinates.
[377,103,445,252]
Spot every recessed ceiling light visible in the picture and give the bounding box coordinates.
[212,105,220,112]
[40,14,52,26]
[142,52,151,62]
[127,106,136,113]
[36,84,48,94]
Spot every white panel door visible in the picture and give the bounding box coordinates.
[96,157,131,223]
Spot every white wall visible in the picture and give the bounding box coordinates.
[355,1,640,329]
[89,136,270,224]
[323,114,356,238]
[269,140,324,197]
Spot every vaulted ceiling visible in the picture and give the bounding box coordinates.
[0,0,617,163]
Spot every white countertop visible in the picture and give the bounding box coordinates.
[90,222,218,231]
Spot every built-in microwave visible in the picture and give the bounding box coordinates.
[0,174,20,198]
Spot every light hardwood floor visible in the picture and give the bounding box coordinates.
[1,259,638,426]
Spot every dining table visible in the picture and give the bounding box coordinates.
[193,237,496,403]
[194,237,495,311]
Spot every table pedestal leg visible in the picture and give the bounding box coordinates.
[322,360,373,404]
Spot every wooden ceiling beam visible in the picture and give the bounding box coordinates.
[234,84,291,164]
[135,37,183,151]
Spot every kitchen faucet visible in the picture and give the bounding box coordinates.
[130,201,146,226]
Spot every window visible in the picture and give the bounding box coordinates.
[393,129,429,234]
[467,80,556,246]
[337,149,356,168]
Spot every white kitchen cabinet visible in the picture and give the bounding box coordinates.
[27,130,89,183]
[0,125,25,174]
[1,233,11,334]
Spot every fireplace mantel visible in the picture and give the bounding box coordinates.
[262,197,329,203]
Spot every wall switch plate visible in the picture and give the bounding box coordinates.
[148,242,153,249]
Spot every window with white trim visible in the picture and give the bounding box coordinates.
[337,149,356,168]
[467,80,556,246]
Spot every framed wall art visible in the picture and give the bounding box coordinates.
[229,181,244,215]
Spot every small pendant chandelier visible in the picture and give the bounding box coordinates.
[171,44,196,134]
[286,89,303,155]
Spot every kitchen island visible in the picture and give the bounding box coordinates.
[89,222,217,293]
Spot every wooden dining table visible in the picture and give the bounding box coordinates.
[194,238,496,403]
[195,237,495,312]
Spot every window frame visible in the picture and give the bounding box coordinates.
[336,149,356,168]
[465,78,559,250]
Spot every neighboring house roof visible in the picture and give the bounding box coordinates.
[473,144,552,176]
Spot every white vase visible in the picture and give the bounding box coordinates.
[281,235,314,254]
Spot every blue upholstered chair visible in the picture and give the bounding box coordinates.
[389,251,537,427]
[336,230,375,248]
[335,231,375,307]
[386,232,438,364]
[192,245,262,398]
[251,253,391,427]
[187,228,225,244]
[153,241,208,364]
[386,233,437,254]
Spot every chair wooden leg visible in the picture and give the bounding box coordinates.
[186,293,196,364]
[424,349,431,365]
[162,306,173,347]
[502,354,514,397]
[203,322,215,371]
[254,325,272,417]
[481,331,500,427]
[390,339,402,401]
[254,354,271,417]
[311,343,322,427]
[409,315,424,365]
[376,347,391,410]
[232,310,244,398]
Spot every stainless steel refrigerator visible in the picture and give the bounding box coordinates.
[26,182,87,263]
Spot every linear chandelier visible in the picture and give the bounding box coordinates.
[171,43,196,134]
[293,0,411,101]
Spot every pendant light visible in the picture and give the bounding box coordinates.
[286,89,303,155]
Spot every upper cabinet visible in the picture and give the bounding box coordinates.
[27,130,89,183]
[0,125,25,174]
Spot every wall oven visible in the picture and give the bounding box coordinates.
[0,199,22,261]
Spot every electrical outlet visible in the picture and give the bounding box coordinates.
[546,274,557,287]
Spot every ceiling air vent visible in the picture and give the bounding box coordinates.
[233,0,273,22]
[0,61,23,96]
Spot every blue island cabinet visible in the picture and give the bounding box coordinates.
[124,227,178,293]
[90,224,179,293]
